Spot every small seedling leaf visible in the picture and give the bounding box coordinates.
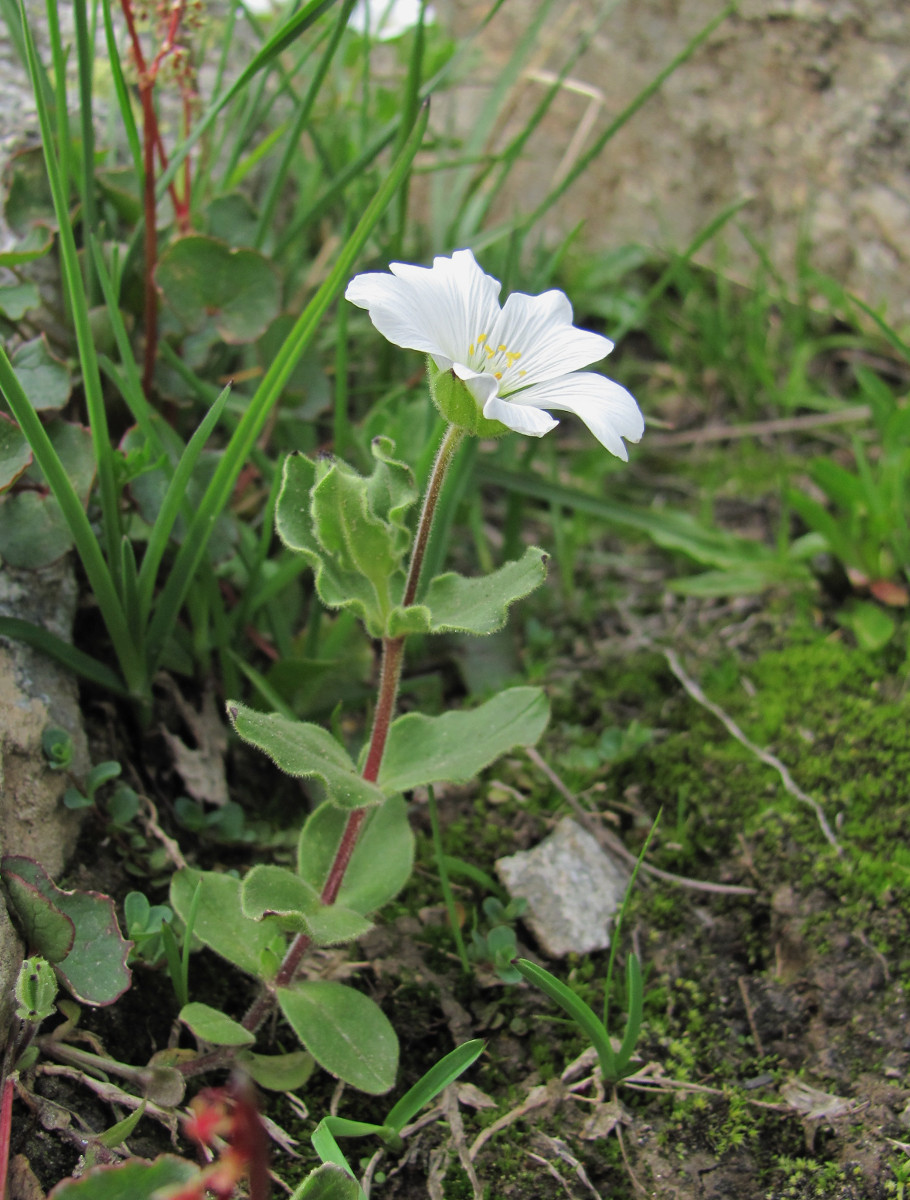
[179,1001,256,1046]
[236,1048,315,1092]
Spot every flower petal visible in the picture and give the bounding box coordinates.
[482,392,559,437]
[489,289,613,389]
[510,372,643,459]
[345,250,501,365]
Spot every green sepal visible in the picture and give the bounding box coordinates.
[378,687,550,794]
[427,359,509,438]
[228,702,385,810]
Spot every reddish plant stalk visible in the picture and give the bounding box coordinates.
[0,1074,14,1200]
[180,425,465,1075]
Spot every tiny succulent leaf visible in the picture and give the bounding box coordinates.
[228,702,385,810]
[378,687,550,793]
[278,981,399,1095]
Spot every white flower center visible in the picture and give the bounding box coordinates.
[468,333,528,387]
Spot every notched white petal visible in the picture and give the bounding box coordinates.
[511,372,643,459]
[483,393,559,437]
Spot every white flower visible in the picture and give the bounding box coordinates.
[348,0,434,40]
[345,249,644,459]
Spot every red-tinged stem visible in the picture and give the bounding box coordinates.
[0,1074,14,1200]
[140,84,158,396]
[180,426,465,1075]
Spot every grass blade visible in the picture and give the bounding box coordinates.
[384,1039,485,1134]
[513,958,615,1081]
[145,101,430,665]
[0,618,128,695]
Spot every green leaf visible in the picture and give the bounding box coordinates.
[278,981,399,1094]
[2,857,131,1005]
[95,1100,146,1149]
[838,600,896,652]
[276,443,418,637]
[170,868,282,978]
[47,1155,198,1199]
[0,279,40,319]
[513,958,615,1080]
[179,1001,256,1046]
[10,336,71,411]
[298,796,414,915]
[241,864,320,932]
[418,546,549,635]
[0,413,32,492]
[291,1163,363,1200]
[378,687,550,793]
[0,223,53,267]
[155,235,280,343]
[383,1039,485,1133]
[305,904,373,947]
[236,1048,315,1092]
[228,703,385,810]
[0,489,72,567]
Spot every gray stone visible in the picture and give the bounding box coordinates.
[438,0,910,324]
[496,817,631,958]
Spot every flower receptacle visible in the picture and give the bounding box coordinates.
[427,359,508,439]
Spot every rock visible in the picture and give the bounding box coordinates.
[0,560,90,878]
[496,817,630,958]
[438,0,910,323]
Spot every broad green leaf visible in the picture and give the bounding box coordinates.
[0,223,53,267]
[0,413,32,492]
[298,796,414,915]
[838,599,896,652]
[179,1002,255,1046]
[0,489,72,567]
[228,703,385,810]
[170,868,283,978]
[10,336,70,411]
[292,1163,363,1200]
[2,857,131,1005]
[0,280,40,320]
[276,445,417,637]
[47,1155,198,1199]
[242,864,320,932]
[378,687,549,793]
[156,235,280,343]
[2,861,75,961]
[420,546,549,635]
[236,1048,315,1092]
[278,981,398,1094]
[306,904,373,947]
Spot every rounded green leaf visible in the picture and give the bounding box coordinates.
[241,864,320,931]
[47,1155,199,1199]
[298,796,414,915]
[179,1001,255,1046]
[10,336,71,412]
[278,981,398,1095]
[291,1164,363,1200]
[2,861,76,961]
[236,1048,315,1092]
[170,868,283,978]
[0,413,32,492]
[156,235,280,343]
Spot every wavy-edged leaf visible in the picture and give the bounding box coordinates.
[378,687,549,793]
[420,546,548,635]
[228,703,384,810]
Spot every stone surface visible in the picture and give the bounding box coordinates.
[438,0,910,324]
[496,817,631,958]
[0,561,90,877]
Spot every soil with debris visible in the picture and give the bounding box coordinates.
[6,498,910,1200]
